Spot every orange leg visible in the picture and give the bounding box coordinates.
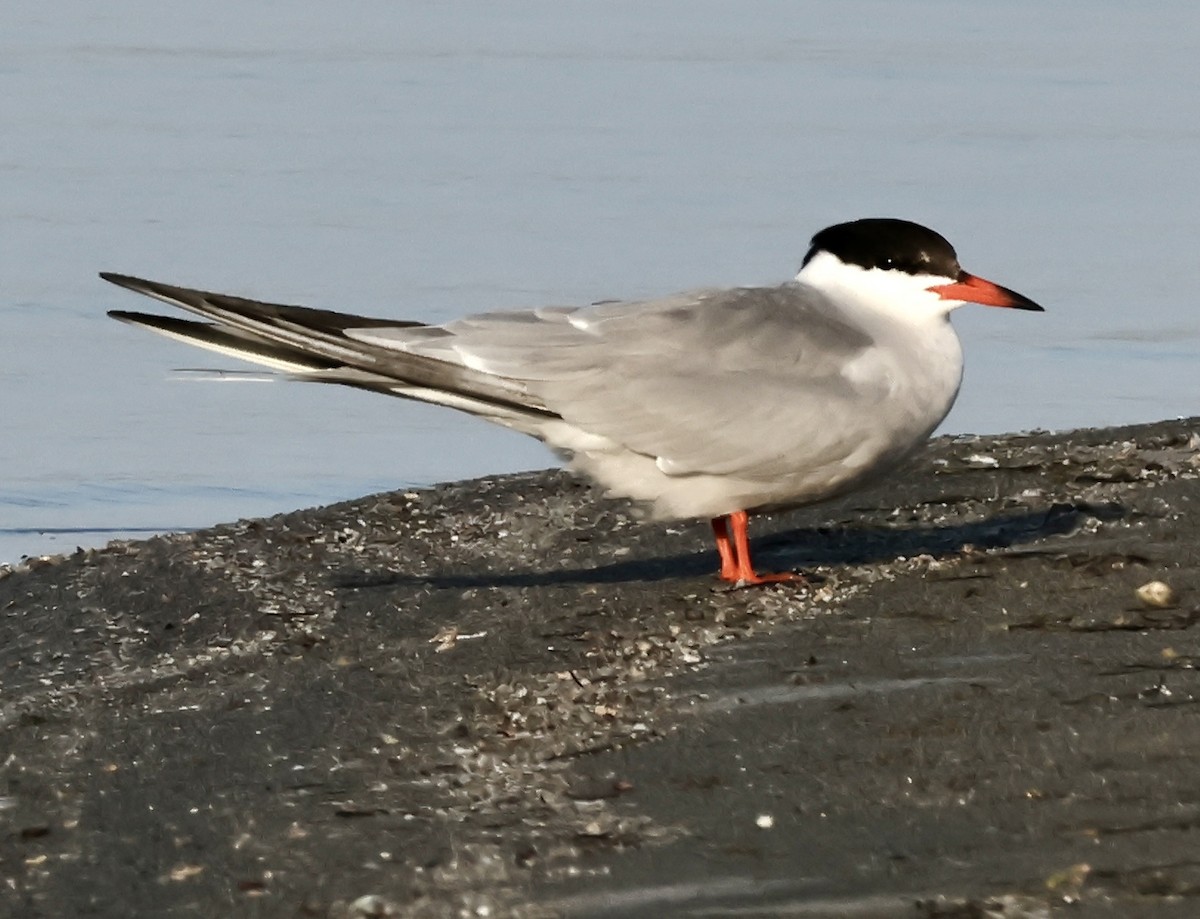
[710,510,805,586]
[711,516,739,581]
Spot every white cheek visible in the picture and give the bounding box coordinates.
[795,251,957,320]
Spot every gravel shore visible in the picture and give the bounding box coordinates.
[3,418,1200,918]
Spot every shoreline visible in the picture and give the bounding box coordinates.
[3,417,1200,917]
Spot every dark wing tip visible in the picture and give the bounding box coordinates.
[99,271,148,291]
[107,309,150,322]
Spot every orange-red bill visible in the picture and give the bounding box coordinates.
[928,272,1044,311]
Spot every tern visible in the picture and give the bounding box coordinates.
[103,218,1043,585]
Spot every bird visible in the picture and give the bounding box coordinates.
[103,218,1044,585]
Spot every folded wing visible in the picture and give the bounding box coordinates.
[104,275,885,482]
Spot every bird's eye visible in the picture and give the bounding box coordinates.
[880,257,895,269]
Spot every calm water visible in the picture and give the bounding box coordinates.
[5,1,1200,562]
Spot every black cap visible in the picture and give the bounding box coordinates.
[802,218,962,278]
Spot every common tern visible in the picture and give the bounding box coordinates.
[104,218,1044,584]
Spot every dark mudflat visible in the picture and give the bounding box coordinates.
[3,418,1200,918]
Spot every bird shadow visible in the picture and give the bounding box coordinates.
[334,501,1120,592]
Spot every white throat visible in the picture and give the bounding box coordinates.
[795,250,962,326]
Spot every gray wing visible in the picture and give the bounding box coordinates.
[351,284,886,479]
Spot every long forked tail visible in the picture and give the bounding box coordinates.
[101,273,556,425]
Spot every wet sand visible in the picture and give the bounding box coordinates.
[3,418,1200,918]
